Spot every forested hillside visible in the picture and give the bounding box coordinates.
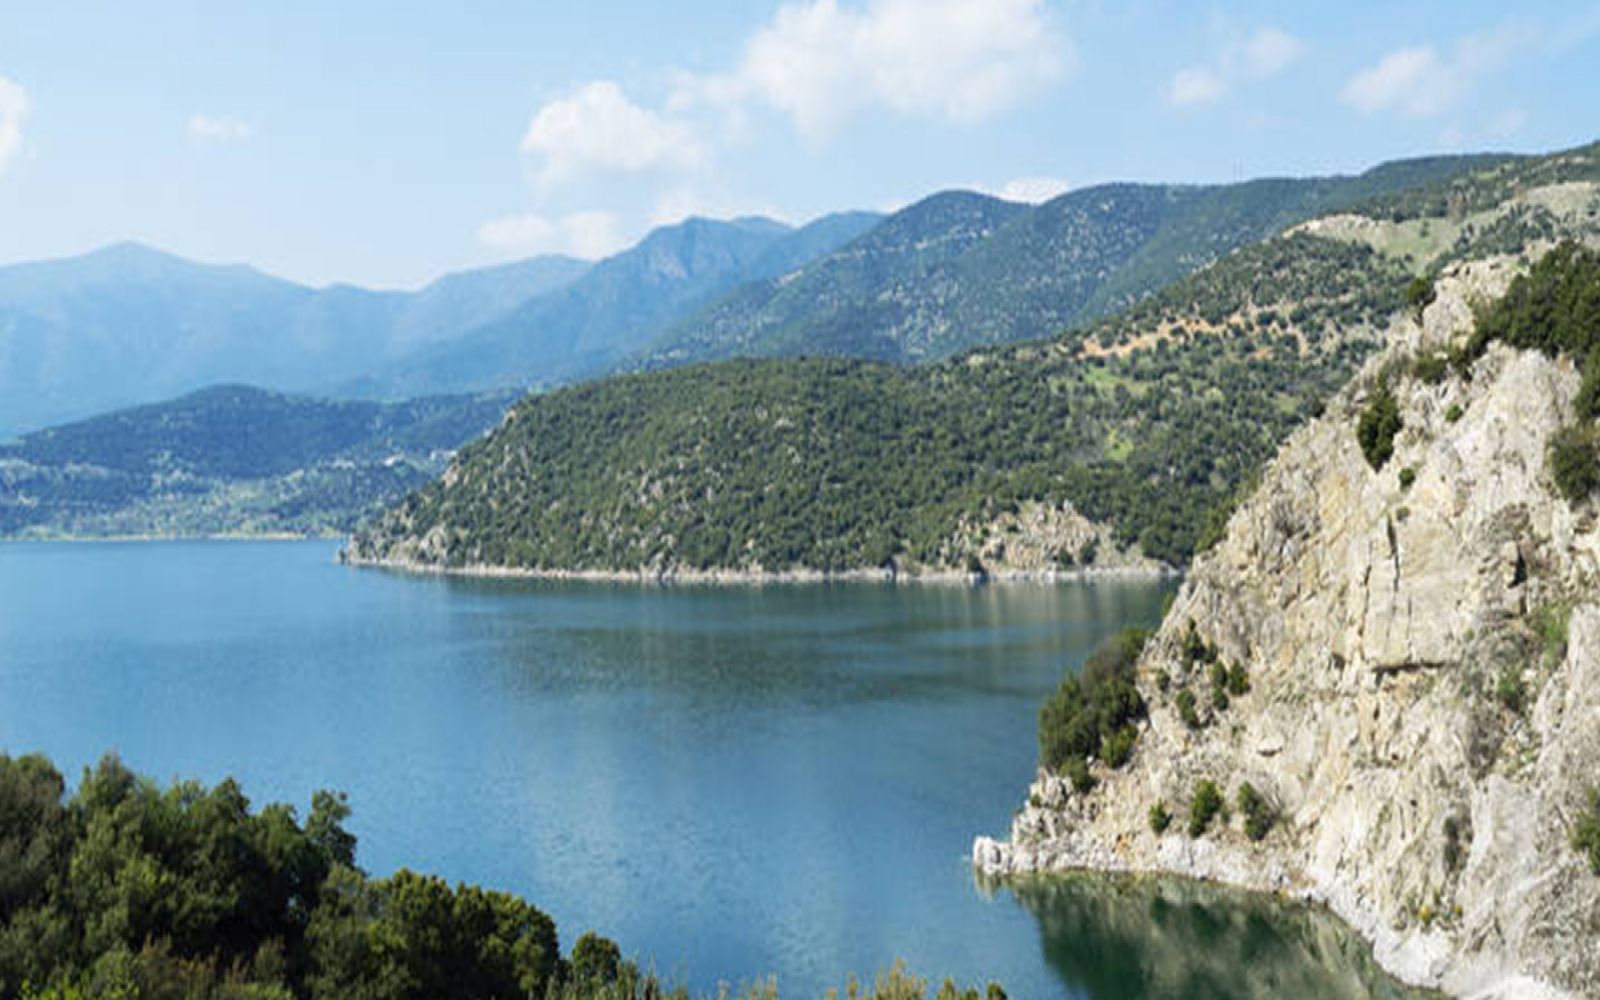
[0,386,515,537]
[350,143,1600,578]
[643,153,1509,368]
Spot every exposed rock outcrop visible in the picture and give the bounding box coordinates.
[975,256,1600,1000]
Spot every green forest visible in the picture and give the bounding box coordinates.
[0,754,1000,1000]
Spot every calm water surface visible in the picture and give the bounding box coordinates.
[0,541,1420,999]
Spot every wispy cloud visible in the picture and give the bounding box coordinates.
[675,0,1070,140]
[477,209,627,260]
[1168,26,1305,108]
[0,76,30,176]
[189,114,255,144]
[1341,21,1539,118]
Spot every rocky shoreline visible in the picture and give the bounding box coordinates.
[970,257,1600,1000]
[337,549,1179,586]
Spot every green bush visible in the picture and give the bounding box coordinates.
[1175,689,1201,730]
[1574,788,1600,876]
[1148,801,1173,835]
[1398,466,1417,490]
[1357,380,1403,471]
[1237,783,1277,842]
[1225,662,1251,696]
[1063,757,1095,794]
[1443,812,1470,873]
[1101,726,1138,768]
[1445,402,1464,423]
[1412,351,1449,384]
[1549,424,1600,503]
[1039,629,1149,774]
[1495,667,1527,714]
[1405,275,1436,319]
[1188,780,1224,837]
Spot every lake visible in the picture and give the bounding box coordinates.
[0,540,1422,999]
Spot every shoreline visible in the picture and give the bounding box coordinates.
[0,531,336,544]
[338,551,1181,587]
[969,838,1561,1000]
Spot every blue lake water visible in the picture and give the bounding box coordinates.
[0,540,1421,999]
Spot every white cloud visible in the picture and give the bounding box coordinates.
[1168,26,1305,108]
[678,0,1069,139]
[477,210,627,260]
[0,76,30,176]
[992,175,1071,204]
[189,113,255,144]
[521,81,704,189]
[1169,68,1227,108]
[1341,22,1537,118]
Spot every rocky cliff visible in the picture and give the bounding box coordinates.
[974,253,1600,999]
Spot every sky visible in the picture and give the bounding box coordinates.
[0,1,1596,289]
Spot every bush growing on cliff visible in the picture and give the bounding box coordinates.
[1575,788,1600,876]
[1356,379,1403,471]
[1188,780,1224,837]
[1237,783,1277,842]
[1174,688,1202,730]
[1148,801,1172,835]
[1549,423,1600,503]
[1038,629,1149,775]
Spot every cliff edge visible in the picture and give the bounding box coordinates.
[975,252,1600,999]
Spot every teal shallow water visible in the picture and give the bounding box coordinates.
[0,540,1422,998]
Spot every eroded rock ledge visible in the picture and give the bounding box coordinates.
[975,258,1600,1000]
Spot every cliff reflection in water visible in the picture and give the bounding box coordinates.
[990,873,1437,1000]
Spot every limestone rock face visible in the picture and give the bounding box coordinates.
[975,256,1600,1000]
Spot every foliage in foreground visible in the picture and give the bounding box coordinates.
[1038,630,1149,775]
[0,754,1002,1000]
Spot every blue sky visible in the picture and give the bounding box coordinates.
[0,1,1595,288]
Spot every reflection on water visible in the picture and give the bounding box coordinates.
[992,873,1436,1000]
[1,541,1431,999]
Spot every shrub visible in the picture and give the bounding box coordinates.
[1405,275,1436,319]
[1445,402,1464,423]
[1038,629,1149,774]
[1398,466,1417,490]
[1574,788,1600,876]
[1209,661,1231,712]
[1064,756,1095,794]
[1443,812,1471,873]
[1495,667,1527,714]
[1149,801,1173,835]
[1175,688,1201,730]
[1549,424,1600,503]
[1357,380,1403,471]
[1225,661,1251,696]
[1188,780,1224,837]
[1412,351,1449,384]
[1237,782,1276,842]
[1101,726,1137,768]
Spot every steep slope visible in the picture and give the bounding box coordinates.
[645,154,1510,368]
[356,212,883,398]
[348,143,1600,581]
[347,232,1407,575]
[0,385,514,537]
[974,247,1600,998]
[0,243,584,435]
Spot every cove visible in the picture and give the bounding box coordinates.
[0,539,1420,998]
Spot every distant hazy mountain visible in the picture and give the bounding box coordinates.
[645,154,1512,367]
[351,211,884,398]
[0,383,517,536]
[0,243,587,436]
